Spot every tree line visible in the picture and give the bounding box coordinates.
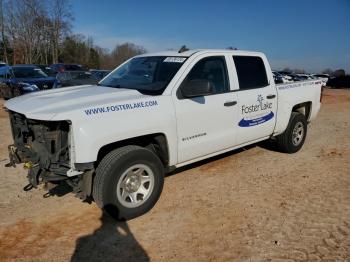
[0,0,146,69]
[0,0,347,74]
[281,67,346,77]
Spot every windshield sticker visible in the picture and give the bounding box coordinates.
[238,95,274,127]
[84,100,158,116]
[163,57,186,63]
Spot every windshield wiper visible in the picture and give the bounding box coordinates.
[98,83,124,88]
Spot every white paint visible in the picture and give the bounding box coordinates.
[5,49,322,176]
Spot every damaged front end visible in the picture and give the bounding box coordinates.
[6,111,92,198]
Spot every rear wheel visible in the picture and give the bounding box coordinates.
[276,112,307,153]
[93,145,164,220]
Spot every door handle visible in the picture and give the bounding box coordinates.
[266,94,276,99]
[224,101,237,107]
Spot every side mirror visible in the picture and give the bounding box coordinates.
[180,79,214,98]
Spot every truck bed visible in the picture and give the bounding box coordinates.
[274,79,323,135]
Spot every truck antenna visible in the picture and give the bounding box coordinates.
[178,45,189,53]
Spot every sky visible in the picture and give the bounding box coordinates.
[71,0,350,73]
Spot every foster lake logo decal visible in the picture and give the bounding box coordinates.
[239,111,274,127]
[238,95,274,127]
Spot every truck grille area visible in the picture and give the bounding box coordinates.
[9,111,70,175]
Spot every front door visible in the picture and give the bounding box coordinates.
[174,55,239,163]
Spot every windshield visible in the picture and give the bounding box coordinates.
[12,67,48,78]
[99,56,186,94]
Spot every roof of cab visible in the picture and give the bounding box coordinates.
[137,49,264,58]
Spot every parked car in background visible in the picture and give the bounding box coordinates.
[90,69,111,80]
[312,74,329,85]
[273,71,293,83]
[286,74,307,82]
[272,71,284,84]
[0,65,61,99]
[56,71,98,87]
[277,71,293,82]
[295,74,314,80]
[0,61,7,68]
[327,75,350,88]
[35,64,57,77]
[283,74,297,81]
[50,63,87,74]
[313,74,329,80]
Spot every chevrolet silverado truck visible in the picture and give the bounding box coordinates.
[4,49,323,220]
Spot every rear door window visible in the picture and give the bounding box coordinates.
[233,56,268,90]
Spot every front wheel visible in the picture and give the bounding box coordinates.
[276,112,307,153]
[93,145,164,220]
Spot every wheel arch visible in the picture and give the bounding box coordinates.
[96,133,170,168]
[292,101,312,121]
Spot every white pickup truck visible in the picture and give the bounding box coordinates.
[5,49,323,219]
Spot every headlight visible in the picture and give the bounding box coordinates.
[20,83,39,91]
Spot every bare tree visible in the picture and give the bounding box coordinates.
[95,46,114,69]
[0,0,8,63]
[38,14,53,65]
[50,0,73,63]
[1,0,148,69]
[333,69,346,77]
[4,0,18,64]
[3,0,72,64]
[4,0,46,64]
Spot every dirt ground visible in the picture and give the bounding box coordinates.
[0,88,349,261]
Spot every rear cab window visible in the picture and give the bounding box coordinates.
[233,56,268,90]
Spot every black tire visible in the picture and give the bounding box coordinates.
[93,145,164,220]
[276,112,307,153]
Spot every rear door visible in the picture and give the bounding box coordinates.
[232,55,277,144]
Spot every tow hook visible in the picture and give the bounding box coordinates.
[23,164,41,191]
[24,162,34,169]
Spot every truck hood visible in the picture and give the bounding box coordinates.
[4,85,148,120]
